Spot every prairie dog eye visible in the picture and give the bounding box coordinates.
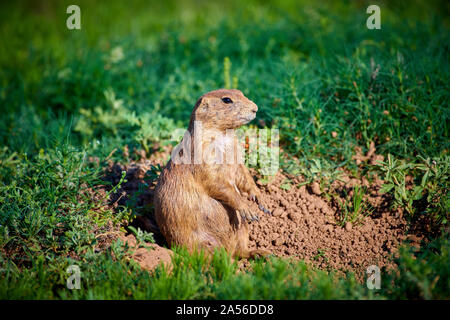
[221,97,233,104]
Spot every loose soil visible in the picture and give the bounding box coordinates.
[98,145,428,279]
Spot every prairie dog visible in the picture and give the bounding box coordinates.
[153,89,270,258]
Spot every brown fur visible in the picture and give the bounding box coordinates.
[153,89,270,259]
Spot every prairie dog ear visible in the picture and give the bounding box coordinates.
[195,97,209,113]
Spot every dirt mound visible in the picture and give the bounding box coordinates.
[99,145,426,277]
[94,145,173,271]
[118,234,172,271]
[245,171,409,276]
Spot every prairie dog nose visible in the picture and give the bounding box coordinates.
[250,102,258,113]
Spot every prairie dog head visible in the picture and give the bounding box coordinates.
[190,89,258,130]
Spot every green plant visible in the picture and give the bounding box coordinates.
[74,88,140,140]
[134,114,178,154]
[293,158,344,189]
[377,154,449,228]
[336,185,374,227]
[380,234,450,300]
[128,226,155,248]
[280,178,292,191]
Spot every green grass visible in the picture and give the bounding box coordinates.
[0,0,449,299]
[336,185,374,227]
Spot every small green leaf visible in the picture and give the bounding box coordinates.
[380,183,394,194]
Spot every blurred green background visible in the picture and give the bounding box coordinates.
[1,0,448,162]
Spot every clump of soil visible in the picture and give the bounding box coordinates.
[97,144,427,277]
[118,234,172,271]
[245,170,409,276]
